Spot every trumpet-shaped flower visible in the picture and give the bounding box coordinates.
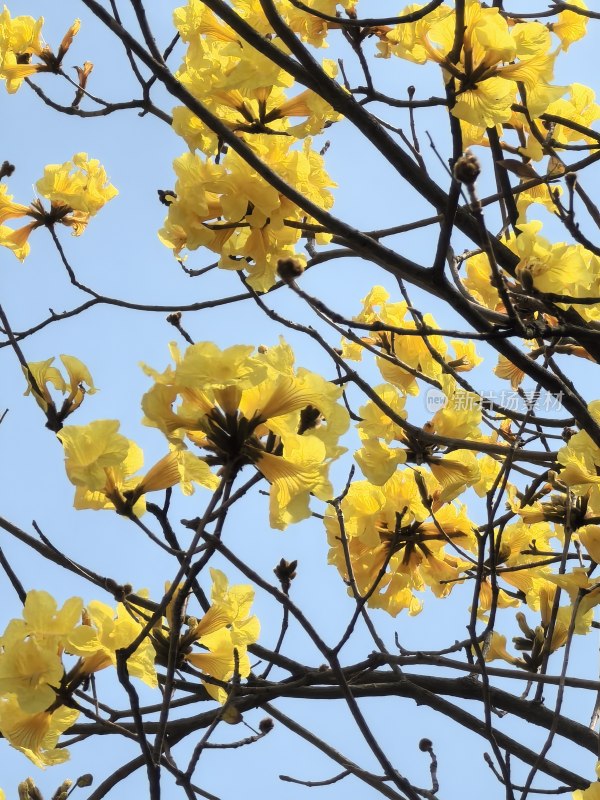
[67,599,157,687]
[36,153,118,217]
[0,6,44,92]
[23,354,95,427]
[57,420,217,516]
[160,138,335,290]
[142,340,348,528]
[0,154,116,259]
[325,473,478,615]
[0,695,78,767]
[378,2,565,135]
[155,570,259,702]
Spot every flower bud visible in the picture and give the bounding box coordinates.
[277,257,304,283]
[453,150,481,185]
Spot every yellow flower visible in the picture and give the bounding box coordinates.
[158,571,259,703]
[67,599,157,687]
[261,433,332,529]
[355,437,408,486]
[463,251,502,311]
[0,638,63,714]
[0,6,44,93]
[494,355,525,390]
[0,155,116,259]
[36,152,118,217]
[0,220,32,259]
[428,378,482,441]
[57,420,130,492]
[381,2,565,129]
[448,340,483,372]
[23,354,95,424]
[552,0,588,51]
[512,220,595,298]
[58,420,215,516]
[558,401,600,514]
[427,450,481,507]
[376,4,452,63]
[546,84,600,147]
[2,591,84,648]
[142,340,348,528]
[325,474,477,616]
[161,136,335,290]
[579,525,600,564]
[209,568,260,649]
[0,694,78,767]
[357,384,407,443]
[0,10,80,91]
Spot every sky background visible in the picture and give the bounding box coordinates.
[1,2,600,798]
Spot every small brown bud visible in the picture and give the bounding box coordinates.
[277,257,304,283]
[167,311,182,325]
[112,583,133,602]
[274,558,298,593]
[0,160,15,180]
[519,268,535,292]
[418,738,433,752]
[259,717,274,734]
[157,189,177,206]
[76,775,94,788]
[257,344,268,354]
[453,150,481,185]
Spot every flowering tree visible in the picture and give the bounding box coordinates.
[2,1,600,798]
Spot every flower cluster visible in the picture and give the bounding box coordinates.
[0,572,259,767]
[154,569,260,703]
[0,153,117,260]
[159,0,346,290]
[0,590,155,767]
[325,473,478,616]
[376,0,588,145]
[0,7,80,93]
[142,338,349,528]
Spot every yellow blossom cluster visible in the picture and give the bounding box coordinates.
[0,6,81,91]
[341,286,484,486]
[141,338,349,528]
[159,0,346,290]
[156,569,260,703]
[0,571,259,767]
[57,419,219,516]
[464,220,600,332]
[33,340,348,529]
[325,472,478,616]
[376,0,589,148]
[558,401,600,517]
[0,153,117,260]
[0,590,154,767]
